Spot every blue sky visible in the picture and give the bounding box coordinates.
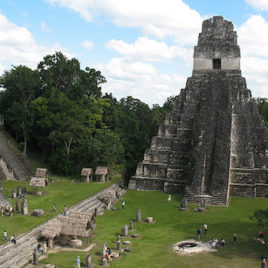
[1,0,268,106]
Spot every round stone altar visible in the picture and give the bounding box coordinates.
[173,240,216,254]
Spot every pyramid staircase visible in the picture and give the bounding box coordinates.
[0,130,32,181]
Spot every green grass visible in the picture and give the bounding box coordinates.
[0,175,121,245]
[40,191,268,268]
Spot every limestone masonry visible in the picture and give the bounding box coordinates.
[129,16,268,205]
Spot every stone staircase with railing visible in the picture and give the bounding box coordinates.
[0,182,126,268]
[0,189,11,207]
[0,130,32,181]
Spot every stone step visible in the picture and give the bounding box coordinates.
[0,236,37,266]
[0,131,32,180]
[76,199,103,213]
[0,191,11,207]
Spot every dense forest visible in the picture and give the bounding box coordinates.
[0,52,177,182]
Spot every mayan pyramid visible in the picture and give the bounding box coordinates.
[129,16,268,206]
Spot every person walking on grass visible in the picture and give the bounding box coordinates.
[76,256,80,268]
[197,227,201,241]
[52,203,56,212]
[4,230,7,242]
[233,232,237,242]
[122,200,125,210]
[204,224,208,235]
[63,205,67,216]
[262,259,267,268]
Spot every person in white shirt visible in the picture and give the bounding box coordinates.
[204,224,208,235]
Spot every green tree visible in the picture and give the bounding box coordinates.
[251,208,268,227]
[254,97,268,127]
[0,65,40,155]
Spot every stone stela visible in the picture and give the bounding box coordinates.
[129,16,268,206]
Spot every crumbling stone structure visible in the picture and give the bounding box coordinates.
[129,16,268,205]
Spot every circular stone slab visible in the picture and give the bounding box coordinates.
[173,240,216,254]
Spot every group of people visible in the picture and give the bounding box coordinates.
[211,238,225,247]
[105,247,112,261]
[3,230,16,244]
[196,224,208,240]
[0,204,13,216]
[196,225,237,246]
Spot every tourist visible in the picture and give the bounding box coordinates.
[122,200,125,209]
[262,259,267,268]
[37,243,42,254]
[168,194,171,201]
[0,206,3,216]
[204,224,208,235]
[5,205,9,216]
[105,250,111,261]
[212,238,219,247]
[107,247,111,255]
[52,203,56,212]
[233,232,237,242]
[10,235,14,243]
[76,256,80,268]
[259,231,265,239]
[197,227,201,240]
[221,238,225,246]
[12,236,16,245]
[63,205,67,216]
[10,206,13,217]
[4,230,7,242]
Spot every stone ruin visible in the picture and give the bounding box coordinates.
[81,168,93,182]
[129,16,268,206]
[95,166,110,182]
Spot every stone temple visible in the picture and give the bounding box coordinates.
[129,16,268,206]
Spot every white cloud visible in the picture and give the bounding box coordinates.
[105,37,192,62]
[238,15,268,98]
[80,40,94,51]
[96,57,186,105]
[239,15,268,57]
[245,0,268,11]
[40,22,50,32]
[0,12,70,73]
[46,0,203,45]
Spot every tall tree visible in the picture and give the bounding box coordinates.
[0,65,40,155]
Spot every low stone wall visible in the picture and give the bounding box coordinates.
[0,183,126,268]
[230,168,268,198]
[230,183,268,198]
[129,177,184,193]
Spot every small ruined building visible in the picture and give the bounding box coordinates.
[35,168,48,178]
[129,16,268,206]
[40,211,92,248]
[81,168,93,182]
[95,166,109,182]
[30,168,48,187]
